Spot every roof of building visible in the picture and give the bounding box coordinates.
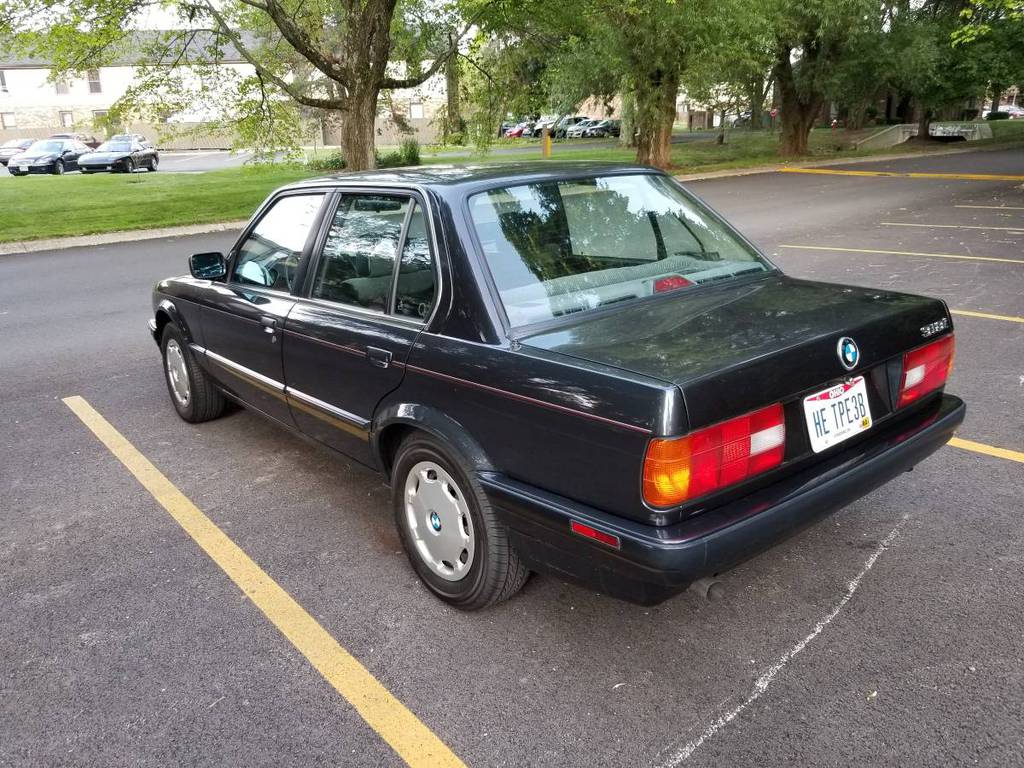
[0,30,257,69]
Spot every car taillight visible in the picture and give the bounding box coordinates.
[654,275,693,293]
[897,333,954,408]
[643,403,785,507]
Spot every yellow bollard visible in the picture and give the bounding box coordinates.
[543,128,552,159]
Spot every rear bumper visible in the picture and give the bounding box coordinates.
[482,393,965,605]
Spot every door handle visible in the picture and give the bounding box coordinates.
[367,346,393,369]
[260,316,277,335]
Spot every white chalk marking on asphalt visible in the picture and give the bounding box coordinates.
[654,513,910,768]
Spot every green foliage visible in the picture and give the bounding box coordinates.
[307,138,420,171]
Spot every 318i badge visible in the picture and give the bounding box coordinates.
[803,377,873,453]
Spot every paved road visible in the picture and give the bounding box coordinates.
[2,147,1022,767]
[0,150,254,177]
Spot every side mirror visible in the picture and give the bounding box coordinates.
[189,251,227,280]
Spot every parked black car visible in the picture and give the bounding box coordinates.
[49,132,101,149]
[0,138,34,167]
[150,164,964,609]
[586,119,621,138]
[79,137,159,173]
[7,138,91,175]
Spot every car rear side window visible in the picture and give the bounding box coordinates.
[393,202,436,320]
[233,194,326,291]
[310,194,412,313]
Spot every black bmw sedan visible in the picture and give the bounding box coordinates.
[78,137,159,173]
[7,138,91,175]
[149,164,965,609]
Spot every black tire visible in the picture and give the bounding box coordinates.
[52,161,64,176]
[160,324,226,423]
[149,156,159,171]
[393,434,529,610]
[125,157,136,173]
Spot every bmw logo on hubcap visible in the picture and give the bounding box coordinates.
[429,511,442,531]
[837,337,860,371]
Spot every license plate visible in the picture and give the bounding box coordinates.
[19,165,28,172]
[803,376,873,453]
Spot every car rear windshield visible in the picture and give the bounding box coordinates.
[467,173,771,327]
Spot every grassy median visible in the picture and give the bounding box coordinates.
[0,165,312,244]
[4,121,1022,245]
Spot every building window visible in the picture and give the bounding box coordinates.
[60,111,74,128]
[87,69,102,94]
[55,78,69,95]
[409,101,424,120]
[1,112,16,129]
[92,110,108,119]
[0,71,7,94]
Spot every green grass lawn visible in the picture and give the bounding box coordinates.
[422,123,1024,172]
[5,121,1023,245]
[0,165,312,243]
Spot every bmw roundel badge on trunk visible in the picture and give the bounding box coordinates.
[837,337,860,370]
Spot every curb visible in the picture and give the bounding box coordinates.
[0,219,249,256]
[3,139,1019,255]
[673,139,1024,182]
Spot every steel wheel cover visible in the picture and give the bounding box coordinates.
[404,461,475,581]
[165,339,191,407]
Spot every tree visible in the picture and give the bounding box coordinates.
[0,0,478,169]
[770,0,877,155]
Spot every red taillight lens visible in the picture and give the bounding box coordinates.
[897,334,954,408]
[653,275,693,293]
[643,403,785,507]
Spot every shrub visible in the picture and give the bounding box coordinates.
[307,151,346,171]
[986,111,1010,121]
[375,138,421,169]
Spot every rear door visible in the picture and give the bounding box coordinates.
[282,190,440,463]
[198,190,329,425]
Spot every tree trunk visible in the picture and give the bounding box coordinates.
[716,109,727,144]
[916,105,933,142]
[991,82,1004,111]
[634,68,679,169]
[444,31,464,142]
[773,45,822,156]
[341,85,379,170]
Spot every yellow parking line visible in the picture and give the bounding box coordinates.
[778,244,1024,265]
[881,221,1024,233]
[955,204,1024,211]
[62,396,465,768]
[950,309,1024,324]
[779,168,1024,182]
[949,437,1024,464]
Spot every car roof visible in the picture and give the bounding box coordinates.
[291,162,661,192]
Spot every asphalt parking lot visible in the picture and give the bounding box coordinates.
[0,150,252,177]
[2,146,1022,767]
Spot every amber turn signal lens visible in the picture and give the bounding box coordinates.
[643,403,785,508]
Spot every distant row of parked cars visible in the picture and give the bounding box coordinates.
[501,116,622,139]
[0,132,160,176]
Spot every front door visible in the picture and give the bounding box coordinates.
[198,191,329,425]
[282,191,439,463]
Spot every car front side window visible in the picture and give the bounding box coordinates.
[310,194,412,313]
[233,194,326,291]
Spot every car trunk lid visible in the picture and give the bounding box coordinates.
[520,275,951,431]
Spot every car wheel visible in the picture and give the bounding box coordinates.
[125,158,136,173]
[149,156,159,171]
[52,161,64,176]
[393,434,530,609]
[161,324,226,423]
